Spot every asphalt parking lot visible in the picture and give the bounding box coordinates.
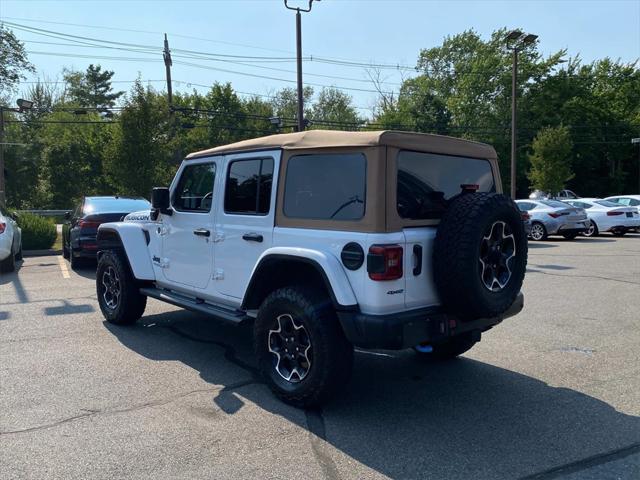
[1,235,639,480]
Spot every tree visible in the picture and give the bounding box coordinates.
[270,86,314,126]
[64,64,124,108]
[310,88,361,129]
[0,24,34,96]
[527,126,574,193]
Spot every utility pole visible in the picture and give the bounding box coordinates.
[284,0,320,132]
[163,33,173,111]
[505,30,538,198]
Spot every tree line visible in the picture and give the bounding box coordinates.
[1,25,638,209]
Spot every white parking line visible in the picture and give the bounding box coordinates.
[57,255,70,279]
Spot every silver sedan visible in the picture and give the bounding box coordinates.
[515,199,590,241]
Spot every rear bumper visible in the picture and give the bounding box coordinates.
[71,235,99,257]
[337,292,524,350]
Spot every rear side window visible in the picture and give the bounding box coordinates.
[173,162,216,212]
[224,158,274,215]
[397,150,495,219]
[284,153,366,220]
[540,200,568,209]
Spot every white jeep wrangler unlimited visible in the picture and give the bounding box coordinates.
[96,130,526,407]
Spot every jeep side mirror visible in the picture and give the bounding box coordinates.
[151,187,172,217]
[64,211,71,220]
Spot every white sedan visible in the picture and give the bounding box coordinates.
[0,206,22,273]
[564,198,640,237]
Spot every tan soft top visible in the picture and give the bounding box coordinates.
[186,130,497,160]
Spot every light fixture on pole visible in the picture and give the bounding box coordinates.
[283,0,320,132]
[505,30,538,198]
[0,99,34,207]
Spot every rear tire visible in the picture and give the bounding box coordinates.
[612,229,626,237]
[62,242,70,259]
[69,249,83,270]
[0,242,16,273]
[96,250,147,325]
[414,333,478,361]
[16,241,23,261]
[254,286,353,408]
[562,232,578,240]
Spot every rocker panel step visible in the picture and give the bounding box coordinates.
[140,287,249,324]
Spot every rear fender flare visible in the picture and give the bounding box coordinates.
[243,247,358,310]
[97,223,155,281]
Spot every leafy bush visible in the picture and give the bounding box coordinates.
[16,213,57,250]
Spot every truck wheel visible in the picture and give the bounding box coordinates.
[254,287,353,408]
[433,192,528,321]
[414,333,478,361]
[96,250,147,325]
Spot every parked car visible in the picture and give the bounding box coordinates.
[515,199,589,240]
[528,189,579,200]
[604,194,640,207]
[63,196,150,269]
[564,198,640,237]
[94,130,527,407]
[0,206,22,273]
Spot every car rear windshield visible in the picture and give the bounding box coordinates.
[595,200,621,208]
[540,200,570,209]
[283,153,366,220]
[397,150,495,219]
[84,198,150,214]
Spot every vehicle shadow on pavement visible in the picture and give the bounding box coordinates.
[105,310,640,479]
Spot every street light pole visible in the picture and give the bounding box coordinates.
[633,138,640,193]
[510,48,518,199]
[505,30,538,198]
[284,0,320,132]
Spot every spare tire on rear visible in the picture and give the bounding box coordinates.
[433,192,527,321]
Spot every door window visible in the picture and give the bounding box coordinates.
[224,158,274,215]
[172,162,216,212]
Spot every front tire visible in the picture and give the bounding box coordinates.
[530,222,547,241]
[96,250,147,325]
[583,221,599,237]
[254,287,353,408]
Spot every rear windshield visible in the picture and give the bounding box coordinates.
[397,150,495,219]
[595,200,620,208]
[84,198,150,214]
[284,153,366,220]
[540,200,569,209]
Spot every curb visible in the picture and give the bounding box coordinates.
[23,249,63,257]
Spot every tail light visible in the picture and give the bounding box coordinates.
[547,212,561,218]
[78,219,100,228]
[367,245,403,281]
[607,211,624,216]
[0,222,5,234]
[520,211,530,221]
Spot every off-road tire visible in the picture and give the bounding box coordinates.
[529,221,547,241]
[254,287,353,408]
[414,333,478,361]
[433,192,528,321]
[96,250,147,325]
[562,232,579,240]
[0,242,16,273]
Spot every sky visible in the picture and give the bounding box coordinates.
[1,0,639,113]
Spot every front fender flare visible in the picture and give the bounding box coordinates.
[244,247,358,309]
[97,222,155,281]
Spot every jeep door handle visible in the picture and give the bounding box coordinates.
[193,228,211,237]
[242,233,263,243]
